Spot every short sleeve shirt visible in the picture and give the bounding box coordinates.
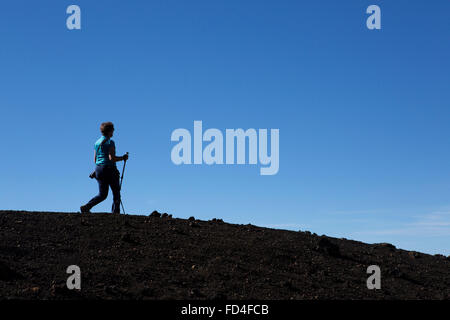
[95,136,116,166]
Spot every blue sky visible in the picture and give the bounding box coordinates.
[0,1,449,255]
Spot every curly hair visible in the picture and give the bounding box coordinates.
[100,122,114,136]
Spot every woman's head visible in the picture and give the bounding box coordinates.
[100,122,115,137]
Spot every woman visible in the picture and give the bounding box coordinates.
[80,122,129,214]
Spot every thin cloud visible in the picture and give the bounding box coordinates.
[354,209,450,237]
[260,223,308,230]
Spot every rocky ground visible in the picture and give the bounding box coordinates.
[0,210,449,300]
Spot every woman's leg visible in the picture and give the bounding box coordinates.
[84,166,109,210]
[109,167,121,214]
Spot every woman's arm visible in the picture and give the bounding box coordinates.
[109,145,128,162]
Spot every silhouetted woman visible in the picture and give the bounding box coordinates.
[80,122,128,214]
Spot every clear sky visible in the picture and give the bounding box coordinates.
[1,1,449,255]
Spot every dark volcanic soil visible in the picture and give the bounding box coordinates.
[0,210,449,300]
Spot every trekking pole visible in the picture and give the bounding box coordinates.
[120,152,128,188]
[119,152,129,214]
